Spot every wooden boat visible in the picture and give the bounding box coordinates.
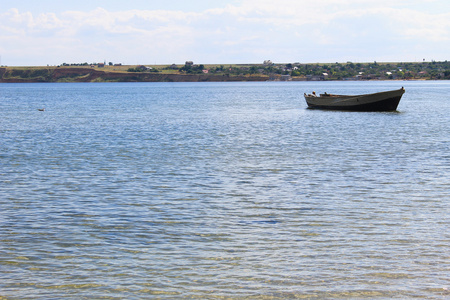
[304,87,405,111]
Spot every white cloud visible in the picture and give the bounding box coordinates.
[1,1,449,65]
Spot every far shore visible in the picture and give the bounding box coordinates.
[1,61,449,82]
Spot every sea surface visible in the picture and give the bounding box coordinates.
[0,81,449,299]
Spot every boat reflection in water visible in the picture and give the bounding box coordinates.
[304,87,405,111]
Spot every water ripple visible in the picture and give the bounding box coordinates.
[1,81,449,299]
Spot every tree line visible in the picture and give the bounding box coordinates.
[157,61,450,80]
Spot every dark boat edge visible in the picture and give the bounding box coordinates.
[306,95,403,111]
[305,88,405,112]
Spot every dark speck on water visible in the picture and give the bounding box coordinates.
[0,81,449,299]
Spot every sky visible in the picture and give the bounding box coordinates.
[1,0,449,66]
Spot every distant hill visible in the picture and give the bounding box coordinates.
[0,67,268,83]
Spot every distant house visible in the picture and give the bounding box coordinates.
[114,63,122,66]
[98,63,105,68]
[306,74,325,81]
[169,64,178,70]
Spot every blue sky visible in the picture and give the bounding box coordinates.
[1,0,449,66]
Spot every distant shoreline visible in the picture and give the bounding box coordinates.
[1,61,449,82]
[0,67,270,83]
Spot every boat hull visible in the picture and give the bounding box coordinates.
[305,88,405,111]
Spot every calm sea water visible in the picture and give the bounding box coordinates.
[1,81,449,299]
